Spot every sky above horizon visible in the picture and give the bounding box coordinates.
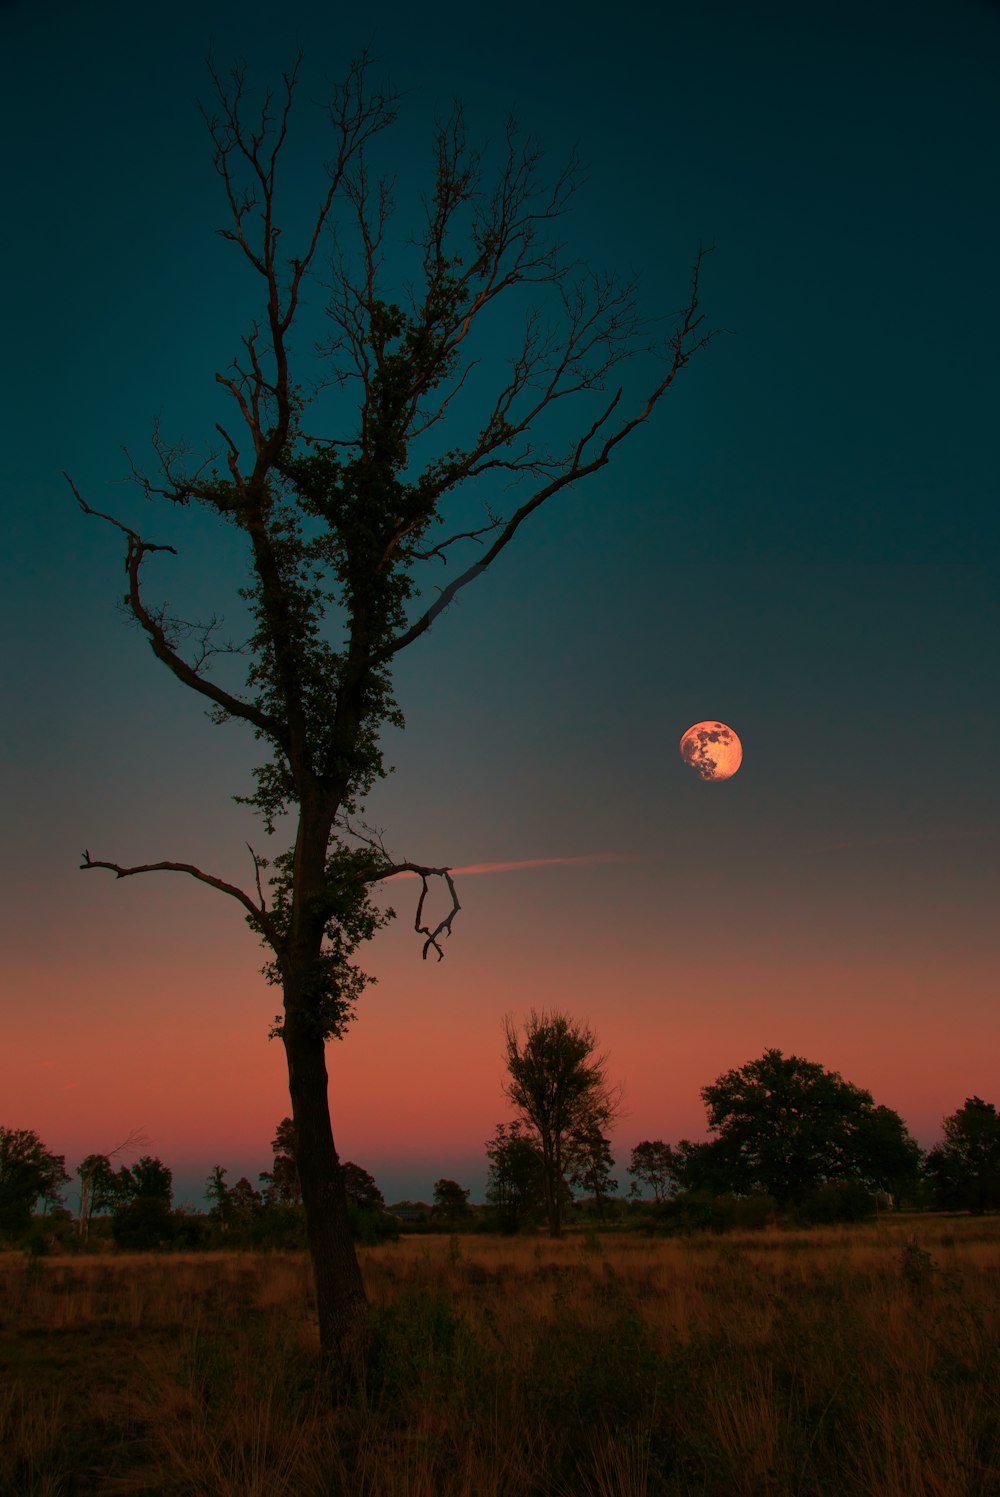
[2,0,998,1209]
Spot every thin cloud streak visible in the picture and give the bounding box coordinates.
[388,853,631,880]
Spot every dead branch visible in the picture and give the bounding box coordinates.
[107,1127,151,1162]
[247,843,269,911]
[81,850,280,947]
[365,861,461,960]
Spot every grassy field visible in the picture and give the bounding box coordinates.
[2,1215,999,1496]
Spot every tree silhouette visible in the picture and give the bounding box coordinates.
[0,1128,68,1234]
[259,1117,302,1206]
[924,1097,1000,1213]
[77,1128,150,1241]
[432,1177,471,1222]
[71,54,711,1361]
[698,1049,920,1206]
[340,1161,385,1213]
[484,1121,546,1233]
[503,1010,622,1236]
[627,1139,683,1203]
[567,1122,618,1216]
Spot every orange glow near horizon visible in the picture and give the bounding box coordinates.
[7,900,996,1194]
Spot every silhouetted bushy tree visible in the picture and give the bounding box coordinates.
[503,1010,622,1237]
[485,1122,547,1233]
[0,1128,68,1236]
[925,1097,1000,1213]
[696,1049,920,1207]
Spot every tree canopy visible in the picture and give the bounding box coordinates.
[485,1121,547,1233]
[0,1128,68,1234]
[340,1162,385,1214]
[503,1009,622,1236]
[627,1139,685,1203]
[566,1122,618,1214]
[432,1178,471,1219]
[924,1097,1000,1214]
[694,1049,920,1206]
[259,1117,302,1206]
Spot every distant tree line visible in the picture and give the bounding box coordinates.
[617,1056,1000,1228]
[484,1027,1000,1233]
[5,1027,1000,1248]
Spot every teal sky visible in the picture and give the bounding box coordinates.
[1,0,998,1208]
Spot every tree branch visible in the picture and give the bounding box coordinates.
[410,514,501,563]
[373,251,716,663]
[369,862,461,960]
[68,475,287,749]
[80,849,280,948]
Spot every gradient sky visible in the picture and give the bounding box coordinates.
[2,0,998,1208]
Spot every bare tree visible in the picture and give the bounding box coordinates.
[70,54,712,1363]
[503,1010,623,1237]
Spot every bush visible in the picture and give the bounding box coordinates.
[349,1205,401,1246]
[711,1193,777,1232]
[111,1198,175,1250]
[170,1211,213,1249]
[796,1180,876,1224]
[646,1191,717,1235]
[251,1204,308,1250]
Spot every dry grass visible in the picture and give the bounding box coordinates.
[2,1215,999,1495]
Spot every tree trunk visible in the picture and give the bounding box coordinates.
[283,1011,369,1367]
[541,1130,562,1238]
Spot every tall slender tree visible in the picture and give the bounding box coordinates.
[71,55,711,1361]
[567,1122,618,1216]
[503,1010,622,1236]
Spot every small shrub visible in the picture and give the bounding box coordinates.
[349,1204,400,1246]
[900,1236,937,1295]
[251,1203,308,1250]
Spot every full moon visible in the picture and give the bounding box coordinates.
[679,721,743,781]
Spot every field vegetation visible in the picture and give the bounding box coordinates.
[3,1214,999,1496]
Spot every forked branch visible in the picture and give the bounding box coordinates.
[67,475,285,747]
[369,861,461,960]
